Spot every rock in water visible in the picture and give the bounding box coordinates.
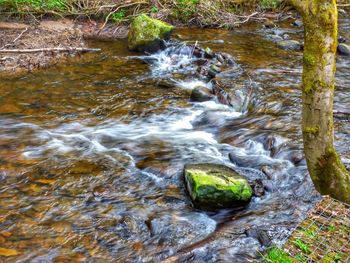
[338,36,347,44]
[338,43,350,56]
[292,19,303,27]
[277,40,302,50]
[190,86,214,102]
[128,14,174,53]
[184,164,253,210]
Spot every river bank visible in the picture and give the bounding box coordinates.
[0,0,291,75]
[0,1,348,76]
[0,19,130,75]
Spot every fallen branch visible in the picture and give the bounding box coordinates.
[0,47,101,53]
[233,12,259,26]
[0,27,28,50]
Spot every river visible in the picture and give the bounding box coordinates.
[0,19,349,262]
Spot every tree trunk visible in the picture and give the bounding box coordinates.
[291,0,350,203]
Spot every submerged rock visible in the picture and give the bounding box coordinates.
[211,69,250,111]
[266,34,283,42]
[292,19,303,27]
[184,163,253,210]
[263,20,275,29]
[277,40,302,51]
[128,14,174,53]
[204,47,214,59]
[338,36,347,44]
[191,111,227,128]
[338,43,350,56]
[149,212,216,248]
[190,86,214,102]
[252,179,265,197]
[208,64,222,78]
[156,79,178,89]
[245,227,271,247]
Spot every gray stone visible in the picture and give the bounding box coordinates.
[338,36,347,43]
[283,34,290,40]
[277,40,302,50]
[338,43,350,56]
[245,228,271,247]
[292,19,303,27]
[190,86,214,102]
[267,34,283,42]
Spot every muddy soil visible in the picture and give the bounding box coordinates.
[0,19,127,75]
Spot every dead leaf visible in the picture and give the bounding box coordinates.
[0,247,19,257]
[36,179,56,185]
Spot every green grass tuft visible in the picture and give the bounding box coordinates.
[259,0,280,9]
[110,9,126,23]
[264,247,294,263]
[293,239,310,254]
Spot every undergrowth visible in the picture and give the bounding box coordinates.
[0,0,285,27]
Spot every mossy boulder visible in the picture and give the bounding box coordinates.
[128,14,174,53]
[184,164,253,210]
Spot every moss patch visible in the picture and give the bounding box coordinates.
[303,125,320,134]
[184,163,252,209]
[128,14,174,51]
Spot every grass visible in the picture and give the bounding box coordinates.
[327,224,336,232]
[263,247,295,263]
[304,229,316,238]
[173,0,199,21]
[293,239,310,254]
[0,0,67,11]
[0,0,285,27]
[110,9,126,23]
[259,0,280,9]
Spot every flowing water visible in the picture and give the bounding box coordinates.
[1,20,350,262]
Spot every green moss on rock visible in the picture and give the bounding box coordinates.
[184,163,252,210]
[128,14,174,52]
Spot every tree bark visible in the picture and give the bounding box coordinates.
[290,0,350,203]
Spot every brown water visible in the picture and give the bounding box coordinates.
[1,20,350,262]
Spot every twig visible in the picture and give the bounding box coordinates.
[233,12,259,26]
[0,56,14,61]
[0,27,28,50]
[191,41,198,56]
[0,47,101,53]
